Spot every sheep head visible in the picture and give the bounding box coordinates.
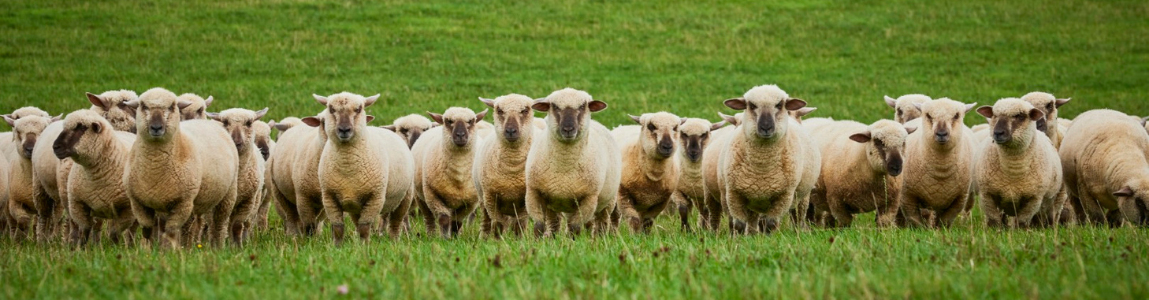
[1114,182,1149,226]
[177,93,212,121]
[129,88,188,141]
[885,94,931,124]
[724,84,805,141]
[209,107,269,154]
[630,112,683,159]
[382,114,436,149]
[481,94,534,143]
[914,98,975,147]
[1020,91,1070,135]
[428,107,486,148]
[532,88,606,143]
[315,92,377,143]
[53,109,110,162]
[87,90,139,133]
[975,98,1043,148]
[677,118,723,163]
[253,120,273,160]
[850,120,913,177]
[8,114,55,159]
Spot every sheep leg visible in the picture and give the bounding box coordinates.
[788,193,810,229]
[541,207,562,238]
[160,200,193,249]
[1077,195,1107,226]
[256,189,273,231]
[899,193,928,228]
[109,207,136,246]
[32,183,58,243]
[827,196,854,228]
[670,191,692,233]
[69,201,93,247]
[230,197,258,247]
[386,194,413,239]
[273,189,300,235]
[358,193,386,243]
[131,198,157,245]
[297,195,323,236]
[703,192,723,232]
[645,198,671,233]
[935,195,967,228]
[322,190,348,246]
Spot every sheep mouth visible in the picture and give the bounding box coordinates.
[148,128,166,137]
[451,137,470,147]
[336,132,355,141]
[686,152,702,162]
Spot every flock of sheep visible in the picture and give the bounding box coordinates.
[2,84,1147,248]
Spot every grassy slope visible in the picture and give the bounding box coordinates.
[1,0,1148,298]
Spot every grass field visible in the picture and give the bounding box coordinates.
[2,0,1149,298]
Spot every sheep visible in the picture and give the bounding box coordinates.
[5,114,58,240]
[382,114,437,149]
[788,107,817,123]
[1020,92,1071,148]
[715,85,820,234]
[412,107,488,238]
[611,112,684,233]
[525,88,621,237]
[52,110,138,245]
[177,93,212,120]
[268,111,328,236]
[1060,109,1149,226]
[884,94,931,124]
[0,107,50,158]
[809,120,913,228]
[87,90,139,132]
[899,98,977,228]
[699,112,745,231]
[207,108,269,246]
[472,94,537,238]
[0,155,8,234]
[313,92,413,244]
[973,99,1066,228]
[671,118,725,232]
[252,120,275,231]
[123,88,239,248]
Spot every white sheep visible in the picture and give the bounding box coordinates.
[5,114,57,240]
[716,85,820,233]
[208,108,269,246]
[973,99,1065,228]
[899,98,977,228]
[1020,92,1071,148]
[252,120,275,231]
[525,88,621,237]
[809,120,912,227]
[53,109,138,245]
[699,113,744,231]
[884,94,931,124]
[1060,109,1149,226]
[177,93,212,120]
[123,88,239,248]
[382,114,437,149]
[612,112,684,233]
[412,107,488,238]
[473,94,537,238]
[670,118,725,232]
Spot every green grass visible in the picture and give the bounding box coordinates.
[2,0,1149,298]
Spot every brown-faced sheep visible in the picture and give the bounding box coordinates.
[1060,109,1149,226]
[177,93,212,120]
[123,88,239,248]
[899,98,977,228]
[383,114,437,149]
[699,113,744,232]
[208,108,269,246]
[717,85,820,234]
[809,120,912,228]
[671,118,725,232]
[612,112,684,233]
[412,107,488,238]
[267,111,328,236]
[252,120,275,231]
[5,114,58,240]
[974,99,1065,228]
[53,110,138,245]
[884,94,931,124]
[473,94,537,238]
[1020,92,1071,148]
[526,88,621,237]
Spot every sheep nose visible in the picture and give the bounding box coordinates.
[934,131,949,143]
[338,127,352,134]
[561,126,575,132]
[149,125,163,132]
[505,127,518,134]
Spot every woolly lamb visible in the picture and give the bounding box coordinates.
[382,114,437,149]
[1020,92,1071,148]
[1060,109,1149,226]
[699,113,744,231]
[267,111,330,236]
[208,108,269,245]
[809,120,912,227]
[4,114,57,240]
[974,99,1065,228]
[671,118,725,232]
[53,110,138,245]
[252,120,275,231]
[612,112,684,233]
[413,107,488,238]
[123,88,239,248]
[899,98,977,228]
[525,88,621,237]
[177,93,213,120]
[716,84,820,234]
[884,94,931,124]
[473,94,537,238]
[0,107,50,158]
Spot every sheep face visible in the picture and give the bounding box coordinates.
[209,108,269,154]
[2,106,50,123]
[315,93,378,143]
[128,88,190,140]
[1114,183,1149,226]
[429,107,487,148]
[850,120,912,176]
[724,84,805,140]
[885,94,930,124]
[532,88,607,142]
[382,114,436,148]
[87,90,138,133]
[1020,92,1070,135]
[914,98,975,146]
[177,94,212,121]
[52,110,109,160]
[482,94,534,143]
[975,98,1044,147]
[6,115,55,159]
[630,112,684,159]
[677,118,724,163]
[253,120,272,160]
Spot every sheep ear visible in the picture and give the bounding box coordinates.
[1028,108,1045,121]
[588,100,607,112]
[3,115,15,127]
[680,118,689,125]
[86,92,106,109]
[718,112,738,124]
[1055,98,1070,107]
[976,106,994,119]
[531,99,551,112]
[784,98,807,111]
[427,112,444,124]
[884,95,898,108]
[1141,116,1149,126]
[51,114,62,123]
[124,100,139,109]
[723,98,747,110]
[177,100,193,109]
[381,125,396,131]
[313,94,328,105]
[431,122,441,128]
[1114,186,1135,198]
[274,122,292,132]
[301,117,322,127]
[629,115,642,125]
[203,96,214,108]
[964,103,978,113]
[253,108,269,120]
[475,109,489,121]
[904,123,919,134]
[479,97,496,108]
[849,132,872,143]
[793,107,816,118]
[206,112,221,121]
[710,121,726,131]
[365,115,375,123]
[363,94,380,107]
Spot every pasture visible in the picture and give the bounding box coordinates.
[2,0,1148,298]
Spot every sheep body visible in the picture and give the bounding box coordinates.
[55,110,138,245]
[209,108,269,246]
[612,112,683,233]
[5,114,56,240]
[1060,109,1149,226]
[413,107,487,238]
[671,118,724,232]
[473,94,537,238]
[974,99,1066,227]
[899,98,977,228]
[809,120,910,227]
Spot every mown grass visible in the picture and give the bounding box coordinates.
[2,0,1149,299]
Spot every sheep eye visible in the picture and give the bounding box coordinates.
[874,139,885,147]
[897,109,903,115]
[520,108,530,114]
[775,102,783,109]
[672,126,678,132]
[399,129,408,134]
[647,124,657,131]
[245,121,253,127]
[701,133,708,138]
[953,113,960,120]
[497,109,504,115]
[748,104,757,110]
[223,121,230,127]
